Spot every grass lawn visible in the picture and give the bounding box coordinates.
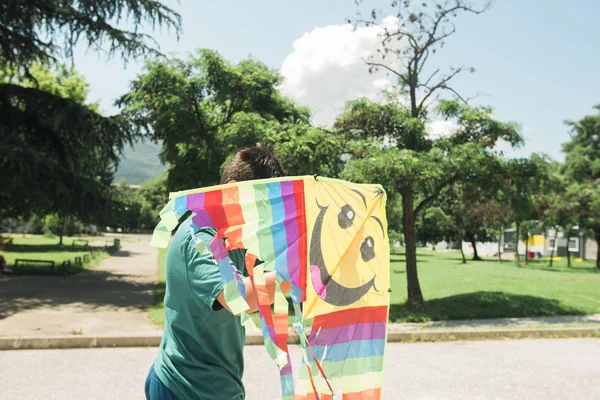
[148,247,600,326]
[1,235,117,275]
[148,247,168,325]
[389,250,600,322]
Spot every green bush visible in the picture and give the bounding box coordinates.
[27,215,45,234]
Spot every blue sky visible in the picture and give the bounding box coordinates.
[73,0,600,161]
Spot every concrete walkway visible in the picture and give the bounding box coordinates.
[2,339,599,399]
[389,314,600,331]
[0,236,161,337]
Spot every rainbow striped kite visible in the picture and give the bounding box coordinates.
[151,176,390,399]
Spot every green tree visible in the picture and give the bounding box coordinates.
[440,182,501,263]
[0,64,136,244]
[117,50,311,191]
[136,173,169,229]
[537,164,577,267]
[562,105,600,269]
[346,1,517,308]
[415,207,455,250]
[1,0,180,240]
[97,181,145,232]
[1,0,180,71]
[1,63,92,104]
[263,124,348,177]
[438,151,508,262]
[502,154,552,265]
[338,98,521,309]
[486,198,512,264]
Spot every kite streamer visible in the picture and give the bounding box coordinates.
[151,176,390,399]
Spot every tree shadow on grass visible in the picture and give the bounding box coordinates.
[152,281,166,309]
[110,250,143,258]
[5,244,99,253]
[389,291,585,323]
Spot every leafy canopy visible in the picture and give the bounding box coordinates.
[1,0,181,72]
[117,49,313,190]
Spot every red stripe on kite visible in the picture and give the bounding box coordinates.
[294,179,307,302]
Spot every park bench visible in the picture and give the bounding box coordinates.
[72,239,89,246]
[14,259,55,273]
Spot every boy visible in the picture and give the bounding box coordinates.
[145,147,288,400]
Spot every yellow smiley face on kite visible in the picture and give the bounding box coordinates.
[303,179,390,318]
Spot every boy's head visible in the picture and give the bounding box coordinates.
[220,147,286,184]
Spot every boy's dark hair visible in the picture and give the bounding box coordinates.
[220,147,286,184]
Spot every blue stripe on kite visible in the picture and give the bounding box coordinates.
[174,196,188,215]
[259,315,269,338]
[268,182,291,281]
[289,284,302,304]
[280,373,295,397]
[216,257,235,284]
[308,339,386,363]
[235,272,247,301]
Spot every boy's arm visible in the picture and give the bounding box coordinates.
[216,272,291,316]
[185,227,291,316]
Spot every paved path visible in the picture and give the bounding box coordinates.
[389,314,600,331]
[0,236,161,337]
[0,339,598,399]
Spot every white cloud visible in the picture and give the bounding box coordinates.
[280,16,457,141]
[280,16,404,127]
[426,120,458,140]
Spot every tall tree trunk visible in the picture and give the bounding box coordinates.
[515,221,521,265]
[469,234,481,261]
[549,230,558,267]
[596,233,600,270]
[567,247,571,268]
[459,237,467,264]
[402,190,424,310]
[59,216,66,246]
[498,229,503,264]
[525,234,529,265]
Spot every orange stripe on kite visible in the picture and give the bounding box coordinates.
[295,393,333,400]
[221,186,244,248]
[274,312,289,349]
[222,186,244,227]
[342,388,381,400]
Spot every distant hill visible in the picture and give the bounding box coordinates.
[114,141,167,185]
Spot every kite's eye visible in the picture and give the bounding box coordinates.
[338,204,355,229]
[360,236,375,262]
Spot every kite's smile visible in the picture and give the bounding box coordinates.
[310,201,379,307]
